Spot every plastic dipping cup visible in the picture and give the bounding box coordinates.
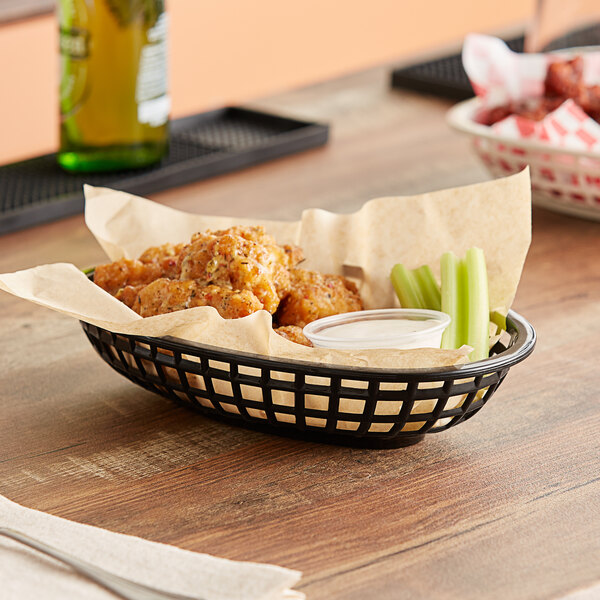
[302,309,451,350]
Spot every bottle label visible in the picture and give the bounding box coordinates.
[59,27,90,59]
[59,25,90,119]
[136,13,170,127]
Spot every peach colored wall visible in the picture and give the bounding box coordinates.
[0,1,535,164]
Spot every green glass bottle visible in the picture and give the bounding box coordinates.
[58,0,169,173]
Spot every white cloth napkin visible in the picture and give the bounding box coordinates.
[0,495,303,600]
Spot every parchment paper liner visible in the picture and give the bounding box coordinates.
[0,170,531,431]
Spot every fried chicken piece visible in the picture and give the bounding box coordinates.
[483,57,600,127]
[195,285,264,319]
[210,225,304,268]
[138,242,183,263]
[274,325,313,347]
[575,84,600,123]
[482,97,564,125]
[94,243,185,296]
[132,279,196,315]
[94,259,163,296]
[138,242,185,279]
[515,97,565,121]
[115,284,144,310]
[203,226,303,297]
[545,57,584,99]
[275,268,363,328]
[130,279,264,319]
[177,232,285,313]
[480,104,513,126]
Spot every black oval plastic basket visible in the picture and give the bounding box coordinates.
[81,310,535,448]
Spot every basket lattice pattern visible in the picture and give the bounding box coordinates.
[473,137,600,221]
[81,312,535,447]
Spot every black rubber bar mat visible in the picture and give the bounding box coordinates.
[390,36,524,100]
[390,25,600,100]
[0,107,329,235]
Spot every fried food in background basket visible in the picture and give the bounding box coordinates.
[481,57,600,125]
[94,225,363,346]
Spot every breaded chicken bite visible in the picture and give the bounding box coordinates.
[138,242,185,279]
[275,268,363,328]
[94,243,185,296]
[201,226,303,298]
[94,259,163,296]
[274,325,313,347]
[177,232,285,313]
[210,225,304,269]
[115,284,144,310]
[130,279,264,319]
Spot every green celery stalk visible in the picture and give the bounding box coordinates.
[465,247,490,362]
[440,252,465,350]
[414,265,441,311]
[391,263,425,308]
[490,309,507,333]
[393,248,491,361]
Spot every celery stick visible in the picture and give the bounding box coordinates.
[391,263,425,308]
[440,252,465,350]
[414,265,441,311]
[490,309,507,333]
[465,247,490,362]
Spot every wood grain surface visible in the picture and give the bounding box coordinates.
[0,67,599,600]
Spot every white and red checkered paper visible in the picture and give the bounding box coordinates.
[463,34,600,152]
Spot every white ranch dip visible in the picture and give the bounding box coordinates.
[303,309,451,350]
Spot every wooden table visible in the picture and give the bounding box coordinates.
[1,67,599,600]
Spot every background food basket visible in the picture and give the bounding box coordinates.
[81,310,535,448]
[447,97,600,222]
